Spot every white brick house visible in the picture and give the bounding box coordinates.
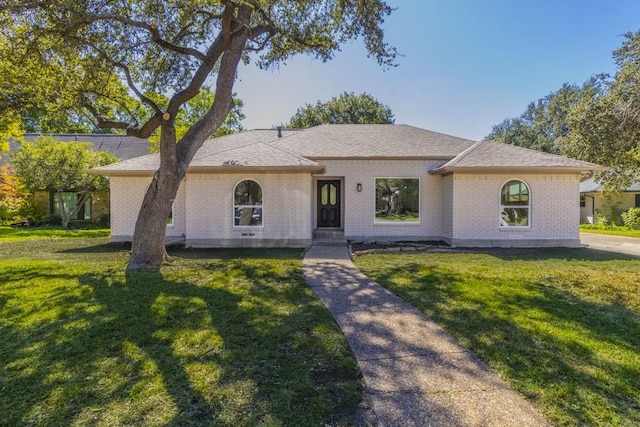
[92,124,603,248]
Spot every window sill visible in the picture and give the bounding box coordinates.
[374,221,422,226]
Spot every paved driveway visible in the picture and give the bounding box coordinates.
[580,232,640,257]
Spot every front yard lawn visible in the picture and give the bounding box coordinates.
[354,249,640,426]
[580,224,640,238]
[0,225,109,242]
[0,231,362,426]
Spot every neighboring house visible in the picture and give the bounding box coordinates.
[1,134,150,221]
[580,177,640,224]
[91,124,603,248]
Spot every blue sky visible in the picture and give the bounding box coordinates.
[234,1,640,140]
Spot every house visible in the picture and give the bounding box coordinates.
[580,177,640,224]
[91,124,603,248]
[1,134,150,221]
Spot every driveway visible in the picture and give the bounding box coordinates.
[580,232,640,257]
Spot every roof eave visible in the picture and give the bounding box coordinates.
[187,165,324,173]
[429,165,607,175]
[89,165,325,176]
[305,155,456,161]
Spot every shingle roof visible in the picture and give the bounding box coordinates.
[88,126,605,176]
[1,134,151,167]
[23,134,151,160]
[270,124,476,158]
[92,129,322,175]
[430,140,605,173]
[580,176,640,193]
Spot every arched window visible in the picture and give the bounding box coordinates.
[500,180,530,227]
[234,179,263,227]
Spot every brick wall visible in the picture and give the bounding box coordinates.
[441,175,453,240]
[320,160,444,240]
[109,176,185,241]
[450,173,581,246]
[184,172,312,246]
[109,168,583,248]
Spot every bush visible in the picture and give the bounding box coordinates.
[622,207,640,230]
[595,209,610,227]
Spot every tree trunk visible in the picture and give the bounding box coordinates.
[126,3,251,270]
[127,118,182,270]
[56,191,72,229]
[127,168,181,270]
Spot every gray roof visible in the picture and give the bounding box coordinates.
[1,134,151,167]
[92,129,321,175]
[430,140,605,173]
[24,134,151,160]
[90,125,605,176]
[271,124,476,158]
[580,176,640,193]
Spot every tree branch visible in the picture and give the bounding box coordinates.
[85,43,162,115]
[74,13,207,61]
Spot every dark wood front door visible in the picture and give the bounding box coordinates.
[317,180,341,228]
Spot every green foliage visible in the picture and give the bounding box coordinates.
[622,207,640,230]
[9,137,117,228]
[148,88,245,153]
[287,92,394,128]
[0,0,396,267]
[489,30,640,191]
[594,201,625,227]
[595,209,610,227]
[0,235,362,425]
[580,224,640,238]
[355,251,640,426]
[561,31,640,190]
[487,82,596,154]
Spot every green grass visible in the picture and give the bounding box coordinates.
[354,249,640,426]
[0,233,362,426]
[580,224,640,238]
[0,225,109,242]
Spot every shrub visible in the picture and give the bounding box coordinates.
[622,207,640,230]
[595,209,610,227]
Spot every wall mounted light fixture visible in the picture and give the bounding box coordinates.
[356,183,362,192]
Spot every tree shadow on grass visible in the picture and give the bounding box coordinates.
[1,257,361,426]
[361,260,640,426]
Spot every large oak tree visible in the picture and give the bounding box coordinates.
[0,1,396,269]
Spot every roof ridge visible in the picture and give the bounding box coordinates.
[255,137,320,166]
[438,139,484,168]
[193,129,284,161]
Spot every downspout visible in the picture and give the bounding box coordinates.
[586,195,595,224]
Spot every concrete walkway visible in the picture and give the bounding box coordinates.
[303,245,549,427]
[580,232,640,257]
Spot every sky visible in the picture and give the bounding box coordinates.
[233,0,640,141]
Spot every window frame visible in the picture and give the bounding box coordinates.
[233,179,264,228]
[166,200,174,228]
[499,179,531,229]
[50,191,91,221]
[373,177,421,225]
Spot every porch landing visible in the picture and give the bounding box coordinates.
[311,229,348,247]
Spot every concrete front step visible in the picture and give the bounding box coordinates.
[313,229,345,238]
[312,229,347,247]
[312,238,348,247]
